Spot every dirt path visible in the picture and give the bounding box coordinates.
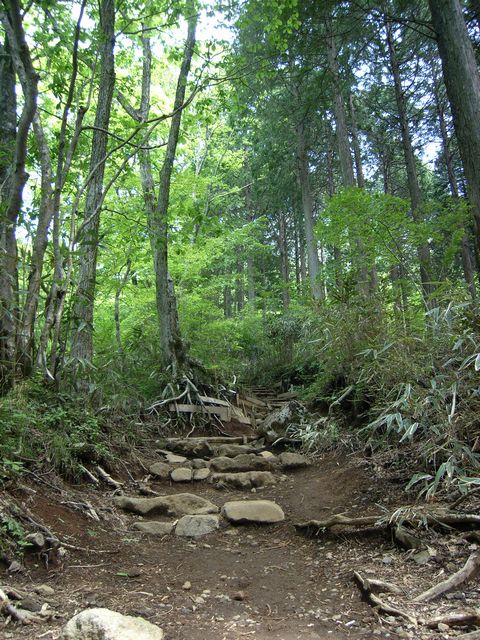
[3,448,412,640]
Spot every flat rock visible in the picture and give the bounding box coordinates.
[259,451,276,459]
[114,494,218,517]
[148,462,172,479]
[222,500,285,524]
[210,453,274,473]
[132,521,174,536]
[175,515,219,537]
[34,584,55,597]
[193,468,210,481]
[211,471,277,490]
[171,468,193,482]
[61,608,163,640]
[278,452,311,469]
[213,444,256,458]
[191,458,209,469]
[165,452,188,464]
[165,440,213,459]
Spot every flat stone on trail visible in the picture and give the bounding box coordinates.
[211,471,277,490]
[213,444,256,458]
[278,452,311,469]
[132,521,174,536]
[193,468,210,481]
[165,452,188,464]
[191,458,209,469]
[171,468,193,482]
[175,514,219,537]
[259,451,276,459]
[222,500,285,524]
[60,608,163,640]
[148,462,172,479]
[210,453,274,473]
[114,493,218,517]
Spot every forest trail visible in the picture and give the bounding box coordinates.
[4,432,420,640]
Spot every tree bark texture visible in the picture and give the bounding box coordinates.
[385,18,435,308]
[71,0,115,374]
[429,0,480,259]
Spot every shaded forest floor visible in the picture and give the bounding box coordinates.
[2,442,480,640]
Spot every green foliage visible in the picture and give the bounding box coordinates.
[0,381,110,479]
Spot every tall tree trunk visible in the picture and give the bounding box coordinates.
[326,23,370,296]
[245,183,255,308]
[71,0,115,377]
[295,121,323,301]
[0,3,38,392]
[429,0,480,259]
[151,12,196,374]
[349,94,365,189]
[278,211,290,311]
[431,61,477,299]
[236,259,244,314]
[385,18,435,308]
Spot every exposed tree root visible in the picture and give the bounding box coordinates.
[415,552,480,602]
[353,571,417,625]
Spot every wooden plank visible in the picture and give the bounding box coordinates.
[277,391,298,400]
[168,404,231,421]
[198,395,231,407]
[242,395,268,408]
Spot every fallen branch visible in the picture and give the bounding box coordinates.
[353,572,416,625]
[415,552,480,602]
[295,509,480,534]
[426,610,480,628]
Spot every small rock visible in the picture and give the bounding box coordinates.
[222,500,285,524]
[258,451,276,459]
[148,462,172,480]
[191,459,208,469]
[60,608,163,640]
[233,591,246,601]
[278,452,310,469]
[437,623,450,632]
[194,596,205,605]
[34,584,55,597]
[25,532,45,548]
[175,515,219,537]
[193,468,210,481]
[132,522,174,536]
[171,468,193,482]
[182,581,191,590]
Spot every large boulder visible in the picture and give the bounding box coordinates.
[222,500,285,524]
[114,494,218,517]
[211,471,277,490]
[61,608,163,640]
[258,401,305,443]
[175,515,219,538]
[210,453,275,473]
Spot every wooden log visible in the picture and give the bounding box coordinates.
[426,610,480,628]
[415,552,480,602]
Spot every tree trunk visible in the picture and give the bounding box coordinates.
[431,61,477,299]
[349,94,365,189]
[295,121,323,301]
[385,18,435,308]
[151,11,196,374]
[0,3,38,392]
[326,25,370,296]
[278,211,290,310]
[429,0,480,259]
[71,0,115,377]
